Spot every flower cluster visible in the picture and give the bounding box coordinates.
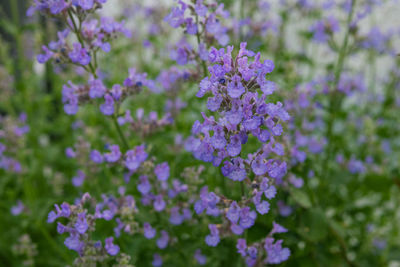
[12,234,38,267]
[61,69,154,115]
[117,109,173,138]
[63,136,209,265]
[309,16,340,43]
[165,0,230,69]
[236,222,290,266]
[27,0,107,16]
[35,6,130,66]
[0,113,29,173]
[47,192,136,265]
[165,0,230,46]
[187,43,289,182]
[185,42,291,265]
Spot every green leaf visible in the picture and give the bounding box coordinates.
[299,209,329,242]
[291,189,312,208]
[0,18,18,36]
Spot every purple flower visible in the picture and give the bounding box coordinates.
[37,45,53,63]
[69,43,91,65]
[65,147,76,158]
[64,234,83,252]
[48,0,68,14]
[310,16,340,43]
[125,145,148,171]
[251,156,267,175]
[88,77,106,98]
[102,209,114,220]
[197,77,213,97]
[205,224,220,247]
[143,223,156,239]
[194,249,207,265]
[90,150,104,163]
[185,18,198,35]
[11,201,25,216]
[226,135,242,157]
[262,185,276,200]
[264,238,291,264]
[154,162,170,181]
[261,81,276,95]
[137,175,151,194]
[72,170,85,187]
[104,145,121,163]
[74,212,88,234]
[271,222,288,234]
[57,222,68,234]
[231,224,244,235]
[156,231,169,249]
[62,82,79,115]
[227,75,245,98]
[239,207,257,229]
[223,158,247,181]
[348,157,366,174]
[169,206,184,225]
[111,84,122,100]
[207,94,223,111]
[255,201,270,215]
[75,0,94,10]
[277,201,292,217]
[47,203,71,223]
[164,2,186,28]
[100,94,114,115]
[153,195,166,212]
[236,239,247,257]
[152,253,163,267]
[105,237,120,256]
[195,0,208,16]
[226,201,240,223]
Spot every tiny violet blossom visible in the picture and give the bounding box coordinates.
[74,212,88,234]
[90,150,104,163]
[194,249,207,265]
[69,43,91,65]
[11,201,25,216]
[104,145,121,163]
[100,94,114,115]
[88,77,106,99]
[72,170,86,187]
[37,45,53,63]
[105,237,120,256]
[152,254,163,267]
[156,231,169,249]
[154,162,170,181]
[143,223,156,239]
[205,224,220,247]
[125,145,148,171]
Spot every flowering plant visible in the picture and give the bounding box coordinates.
[0,0,399,266]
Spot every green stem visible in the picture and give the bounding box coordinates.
[112,114,129,150]
[328,224,358,267]
[37,223,71,262]
[195,14,207,76]
[10,0,26,96]
[68,9,130,151]
[274,10,288,65]
[67,9,97,77]
[324,0,357,170]
[239,0,245,41]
